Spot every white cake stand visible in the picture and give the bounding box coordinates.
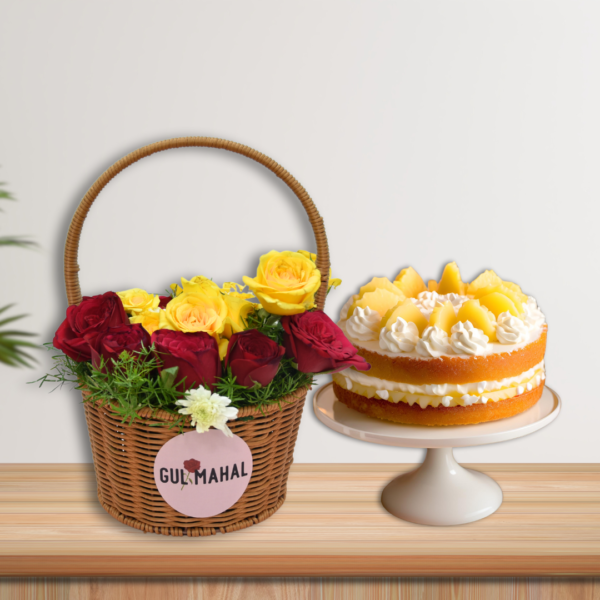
[313,383,561,526]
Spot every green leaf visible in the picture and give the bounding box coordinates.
[266,314,280,327]
[0,236,38,249]
[0,181,15,208]
[0,330,37,338]
[0,177,37,247]
[160,366,179,390]
[0,313,30,328]
[0,304,15,316]
[0,305,37,368]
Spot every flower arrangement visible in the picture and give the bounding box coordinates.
[41,250,369,432]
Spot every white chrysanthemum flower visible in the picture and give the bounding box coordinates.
[176,387,239,437]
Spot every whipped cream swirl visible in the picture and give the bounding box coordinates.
[416,326,454,358]
[496,311,529,344]
[346,306,381,341]
[522,296,545,330]
[411,291,467,319]
[450,321,489,355]
[379,317,419,353]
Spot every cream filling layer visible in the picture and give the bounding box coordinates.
[332,363,545,408]
[339,360,544,396]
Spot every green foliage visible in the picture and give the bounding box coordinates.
[0,180,15,204]
[0,304,38,367]
[215,358,313,410]
[35,345,188,428]
[244,307,285,345]
[0,177,38,368]
[0,235,38,249]
[0,180,37,249]
[36,343,313,427]
[34,343,90,389]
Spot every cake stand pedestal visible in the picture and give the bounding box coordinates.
[313,383,561,526]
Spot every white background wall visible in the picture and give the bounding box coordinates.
[1,1,598,464]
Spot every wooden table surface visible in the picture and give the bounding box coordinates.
[0,463,599,578]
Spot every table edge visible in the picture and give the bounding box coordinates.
[1,555,598,578]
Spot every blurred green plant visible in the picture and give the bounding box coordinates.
[0,178,37,367]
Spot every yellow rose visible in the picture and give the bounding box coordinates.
[163,289,228,337]
[130,309,171,335]
[117,288,160,315]
[170,276,220,297]
[221,294,256,338]
[297,250,341,290]
[242,250,321,316]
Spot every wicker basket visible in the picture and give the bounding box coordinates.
[63,137,330,536]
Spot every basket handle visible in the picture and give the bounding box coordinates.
[64,137,330,309]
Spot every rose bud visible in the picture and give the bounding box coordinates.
[224,329,285,388]
[53,292,129,362]
[152,330,221,392]
[90,323,151,372]
[281,310,370,374]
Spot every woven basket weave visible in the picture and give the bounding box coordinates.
[64,137,330,536]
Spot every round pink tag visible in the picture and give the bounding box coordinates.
[153,430,253,518]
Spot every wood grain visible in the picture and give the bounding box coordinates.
[1,578,599,600]
[0,464,599,577]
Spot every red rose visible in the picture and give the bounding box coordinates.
[152,330,221,392]
[183,459,201,473]
[224,329,285,387]
[91,324,151,372]
[53,292,129,362]
[281,311,370,374]
[158,295,171,309]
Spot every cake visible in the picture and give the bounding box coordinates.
[332,263,547,426]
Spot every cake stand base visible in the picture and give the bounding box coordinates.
[313,382,561,527]
[381,447,503,526]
